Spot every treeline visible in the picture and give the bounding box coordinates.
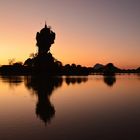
[92,63,140,75]
[0,60,139,76]
[0,62,89,75]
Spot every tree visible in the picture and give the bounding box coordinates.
[8,58,15,65]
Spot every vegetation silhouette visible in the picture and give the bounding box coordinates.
[23,23,89,75]
[24,23,63,75]
[92,63,121,75]
[103,63,119,76]
[137,67,140,73]
[24,76,63,125]
[0,63,27,75]
[0,23,139,75]
[62,64,89,75]
[103,75,116,87]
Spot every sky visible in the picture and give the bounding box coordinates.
[0,0,140,69]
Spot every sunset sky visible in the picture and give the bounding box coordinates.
[0,0,140,69]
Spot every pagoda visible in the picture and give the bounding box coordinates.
[36,22,56,55]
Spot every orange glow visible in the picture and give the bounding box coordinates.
[0,1,140,69]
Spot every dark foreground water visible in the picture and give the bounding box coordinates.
[0,74,140,140]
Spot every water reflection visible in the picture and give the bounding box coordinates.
[103,75,116,87]
[65,76,88,85]
[137,73,140,80]
[24,76,63,125]
[0,75,89,125]
[0,75,23,87]
[24,76,89,125]
[0,75,140,139]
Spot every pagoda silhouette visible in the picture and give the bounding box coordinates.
[1,22,89,75]
[24,23,62,75]
[0,22,139,75]
[36,22,55,55]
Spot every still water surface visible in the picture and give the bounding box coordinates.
[0,74,140,140]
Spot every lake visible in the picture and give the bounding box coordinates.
[0,74,140,140]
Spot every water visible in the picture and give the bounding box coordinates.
[0,74,140,140]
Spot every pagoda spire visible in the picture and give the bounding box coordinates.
[45,21,47,28]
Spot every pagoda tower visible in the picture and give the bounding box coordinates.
[36,23,56,55]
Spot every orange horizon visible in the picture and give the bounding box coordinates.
[0,1,139,69]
